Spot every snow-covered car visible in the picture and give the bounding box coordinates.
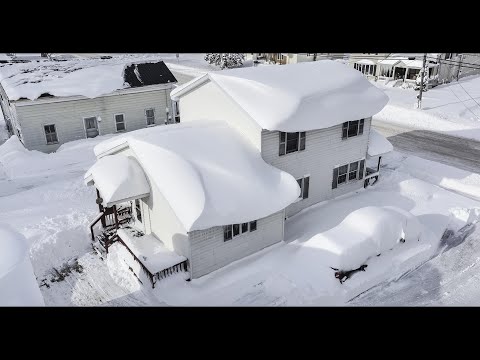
[299,206,424,272]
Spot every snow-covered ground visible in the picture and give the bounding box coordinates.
[373,76,480,141]
[1,131,479,306]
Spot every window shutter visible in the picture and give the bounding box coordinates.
[303,176,310,199]
[342,122,348,139]
[359,119,365,135]
[332,168,339,189]
[299,132,306,150]
[359,159,365,180]
[279,132,286,156]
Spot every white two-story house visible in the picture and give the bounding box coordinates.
[84,60,390,285]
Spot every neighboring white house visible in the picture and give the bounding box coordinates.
[0,57,179,152]
[246,53,347,65]
[85,60,391,284]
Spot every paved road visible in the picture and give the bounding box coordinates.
[373,120,480,174]
[350,222,480,306]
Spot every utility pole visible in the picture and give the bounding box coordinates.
[457,54,463,81]
[417,53,427,109]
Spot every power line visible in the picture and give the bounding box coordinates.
[456,81,480,111]
[447,85,480,120]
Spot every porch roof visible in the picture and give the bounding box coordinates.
[367,128,393,157]
[355,59,376,65]
[84,154,150,208]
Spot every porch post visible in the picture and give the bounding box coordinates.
[113,205,119,230]
[96,189,103,213]
[377,156,382,172]
[404,68,409,82]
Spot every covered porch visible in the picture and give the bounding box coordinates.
[378,58,439,87]
[364,128,394,188]
[84,154,189,286]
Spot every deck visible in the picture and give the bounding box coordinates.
[116,227,189,287]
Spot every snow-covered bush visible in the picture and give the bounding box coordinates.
[204,53,245,69]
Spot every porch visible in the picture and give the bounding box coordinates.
[364,128,394,188]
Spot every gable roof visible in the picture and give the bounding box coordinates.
[0,56,177,101]
[171,60,389,132]
[93,120,300,232]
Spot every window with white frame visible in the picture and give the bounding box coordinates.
[279,131,306,156]
[44,124,58,144]
[114,114,126,132]
[332,159,365,188]
[224,220,258,241]
[145,108,155,126]
[342,119,364,139]
[296,176,310,200]
[277,53,283,60]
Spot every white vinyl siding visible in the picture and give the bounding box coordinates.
[261,118,371,217]
[12,86,174,153]
[176,81,263,151]
[189,211,284,278]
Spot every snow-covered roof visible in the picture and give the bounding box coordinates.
[0,53,12,61]
[0,224,28,279]
[0,55,177,101]
[367,128,393,157]
[93,120,300,231]
[84,154,150,208]
[355,59,376,65]
[378,58,403,66]
[171,60,389,132]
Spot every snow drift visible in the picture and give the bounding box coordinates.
[297,206,424,270]
[92,120,300,231]
[171,60,389,131]
[0,224,45,306]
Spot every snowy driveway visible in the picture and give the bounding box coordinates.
[350,222,480,306]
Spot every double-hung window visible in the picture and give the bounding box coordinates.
[145,108,155,126]
[342,119,364,139]
[332,159,365,188]
[224,220,258,241]
[279,131,306,156]
[173,101,180,123]
[135,199,142,223]
[44,124,58,144]
[114,114,125,132]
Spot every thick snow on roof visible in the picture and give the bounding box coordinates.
[94,120,300,231]
[378,58,402,66]
[172,60,389,132]
[0,54,177,101]
[367,128,393,157]
[355,59,376,65]
[84,154,150,207]
[0,224,28,279]
[0,223,45,306]
[297,206,424,270]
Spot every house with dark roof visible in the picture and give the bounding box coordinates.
[0,58,179,152]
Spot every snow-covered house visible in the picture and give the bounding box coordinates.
[248,53,346,65]
[85,60,391,284]
[0,58,178,152]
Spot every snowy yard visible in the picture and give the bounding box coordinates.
[1,132,479,306]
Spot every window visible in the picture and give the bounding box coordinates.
[145,108,155,126]
[296,176,310,200]
[44,124,58,144]
[279,131,306,156]
[223,220,258,241]
[406,68,420,80]
[332,159,365,189]
[115,114,125,132]
[135,199,142,223]
[342,119,364,139]
[173,101,180,123]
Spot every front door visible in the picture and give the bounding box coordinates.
[84,117,99,138]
